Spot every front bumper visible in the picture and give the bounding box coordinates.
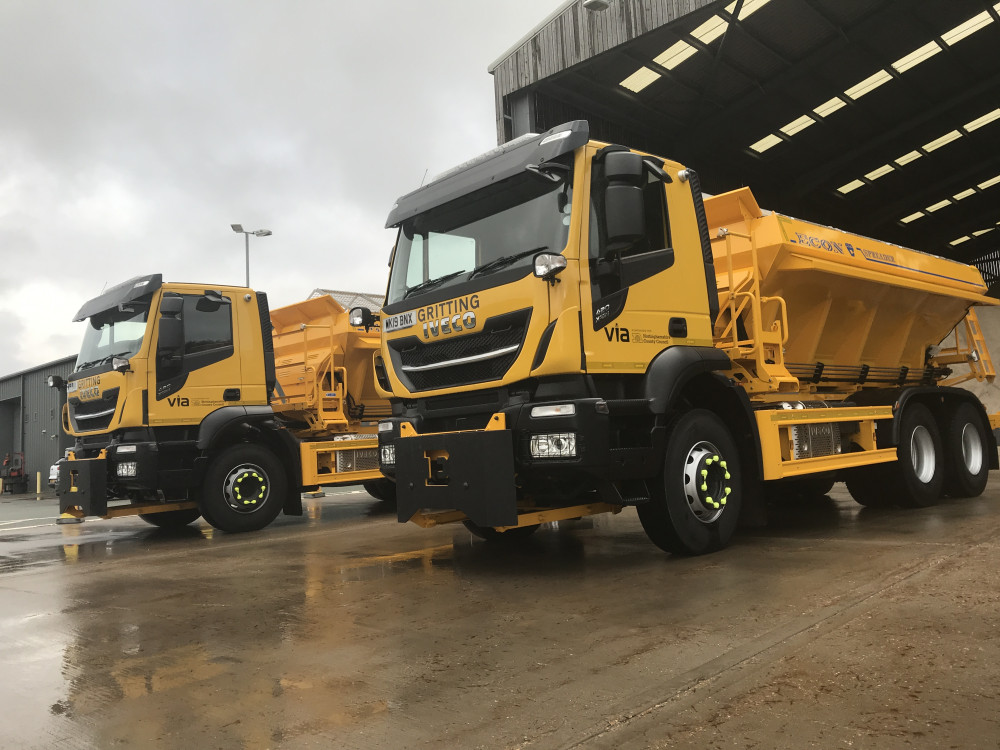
[57,456,109,515]
[383,397,638,527]
[58,441,200,516]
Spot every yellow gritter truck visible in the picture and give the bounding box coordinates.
[366,120,998,554]
[52,277,390,532]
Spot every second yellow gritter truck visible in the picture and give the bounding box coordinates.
[366,120,999,554]
[52,278,390,532]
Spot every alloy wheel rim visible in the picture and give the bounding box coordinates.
[222,462,270,513]
[682,440,731,524]
[910,425,936,484]
[961,422,983,475]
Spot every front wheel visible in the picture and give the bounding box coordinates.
[637,409,742,555]
[199,444,288,532]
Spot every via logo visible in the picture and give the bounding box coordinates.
[604,325,631,342]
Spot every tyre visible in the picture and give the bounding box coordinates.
[363,478,397,504]
[138,508,202,528]
[889,402,944,508]
[767,473,836,502]
[845,464,891,507]
[199,444,287,532]
[637,409,742,555]
[462,519,540,542]
[942,401,990,498]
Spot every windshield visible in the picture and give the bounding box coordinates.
[75,304,150,372]
[387,166,573,305]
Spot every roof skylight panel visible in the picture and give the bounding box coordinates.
[620,67,661,93]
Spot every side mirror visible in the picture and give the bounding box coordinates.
[349,306,377,331]
[603,151,645,248]
[158,295,185,362]
[47,375,65,391]
[196,290,229,312]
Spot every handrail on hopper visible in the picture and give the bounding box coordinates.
[712,225,796,395]
[934,307,996,386]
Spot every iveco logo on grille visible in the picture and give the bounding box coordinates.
[413,294,480,340]
[423,311,476,339]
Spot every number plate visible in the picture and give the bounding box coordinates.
[383,311,415,332]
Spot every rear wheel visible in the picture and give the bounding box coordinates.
[845,465,891,507]
[893,403,944,508]
[138,508,201,528]
[199,444,287,532]
[637,409,742,555]
[767,473,836,502]
[462,520,540,542]
[942,402,989,498]
[363,478,397,504]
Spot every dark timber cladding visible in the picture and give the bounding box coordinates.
[489,0,1000,268]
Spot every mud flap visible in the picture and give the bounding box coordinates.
[395,429,517,527]
[57,458,108,516]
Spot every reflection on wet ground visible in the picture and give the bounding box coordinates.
[1,483,999,748]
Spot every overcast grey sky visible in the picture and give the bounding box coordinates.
[0,0,563,376]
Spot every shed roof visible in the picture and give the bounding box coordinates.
[490,0,1000,265]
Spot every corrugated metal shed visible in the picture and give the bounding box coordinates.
[490,0,1000,267]
[0,355,75,485]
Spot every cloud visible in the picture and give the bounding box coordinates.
[0,0,558,376]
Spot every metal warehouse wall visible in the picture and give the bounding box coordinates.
[0,356,75,486]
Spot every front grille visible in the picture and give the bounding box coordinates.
[69,388,120,432]
[389,309,531,391]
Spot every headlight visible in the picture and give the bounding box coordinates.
[530,433,577,458]
[378,421,394,433]
[380,445,396,466]
[116,445,137,454]
[116,461,138,478]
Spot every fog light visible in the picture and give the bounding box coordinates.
[380,445,396,466]
[530,433,577,458]
[117,461,138,478]
[378,421,394,433]
[530,403,576,418]
[116,445,137,454]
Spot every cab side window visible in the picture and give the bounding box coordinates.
[183,296,233,356]
[156,293,235,397]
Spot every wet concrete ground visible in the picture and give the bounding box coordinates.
[1,482,998,749]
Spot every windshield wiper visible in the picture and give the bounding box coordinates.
[403,270,467,299]
[469,246,548,280]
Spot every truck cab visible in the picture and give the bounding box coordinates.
[375,121,728,536]
[56,274,299,531]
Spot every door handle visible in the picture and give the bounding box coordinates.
[223,388,241,401]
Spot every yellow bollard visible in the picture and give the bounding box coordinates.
[37,471,42,497]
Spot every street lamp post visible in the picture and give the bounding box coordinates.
[231,224,272,287]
